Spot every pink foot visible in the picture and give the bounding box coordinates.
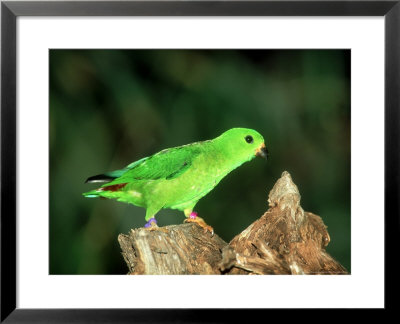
[189,212,198,219]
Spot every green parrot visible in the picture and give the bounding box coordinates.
[83,128,268,233]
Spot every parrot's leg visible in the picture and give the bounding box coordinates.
[183,209,214,236]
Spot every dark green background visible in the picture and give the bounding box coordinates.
[50,49,350,274]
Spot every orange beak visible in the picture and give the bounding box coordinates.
[255,143,268,160]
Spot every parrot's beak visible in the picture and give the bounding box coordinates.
[256,143,269,160]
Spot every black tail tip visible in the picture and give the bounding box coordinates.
[85,174,115,184]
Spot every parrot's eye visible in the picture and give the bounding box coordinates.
[245,135,254,144]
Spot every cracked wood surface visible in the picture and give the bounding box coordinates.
[118,171,348,275]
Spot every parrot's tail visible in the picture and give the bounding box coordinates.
[83,174,113,198]
[83,169,131,199]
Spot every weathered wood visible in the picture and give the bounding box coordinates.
[118,223,227,274]
[118,171,348,275]
[222,171,347,274]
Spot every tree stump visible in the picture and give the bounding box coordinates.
[118,171,348,275]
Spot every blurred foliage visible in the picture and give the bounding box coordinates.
[49,50,350,274]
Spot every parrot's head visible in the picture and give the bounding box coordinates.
[217,128,268,162]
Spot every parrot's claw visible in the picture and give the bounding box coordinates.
[143,218,169,233]
[185,212,214,236]
[144,217,158,231]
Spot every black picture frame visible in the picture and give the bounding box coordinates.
[1,0,398,321]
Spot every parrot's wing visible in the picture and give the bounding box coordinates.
[116,145,202,182]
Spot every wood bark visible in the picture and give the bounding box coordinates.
[118,171,348,275]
